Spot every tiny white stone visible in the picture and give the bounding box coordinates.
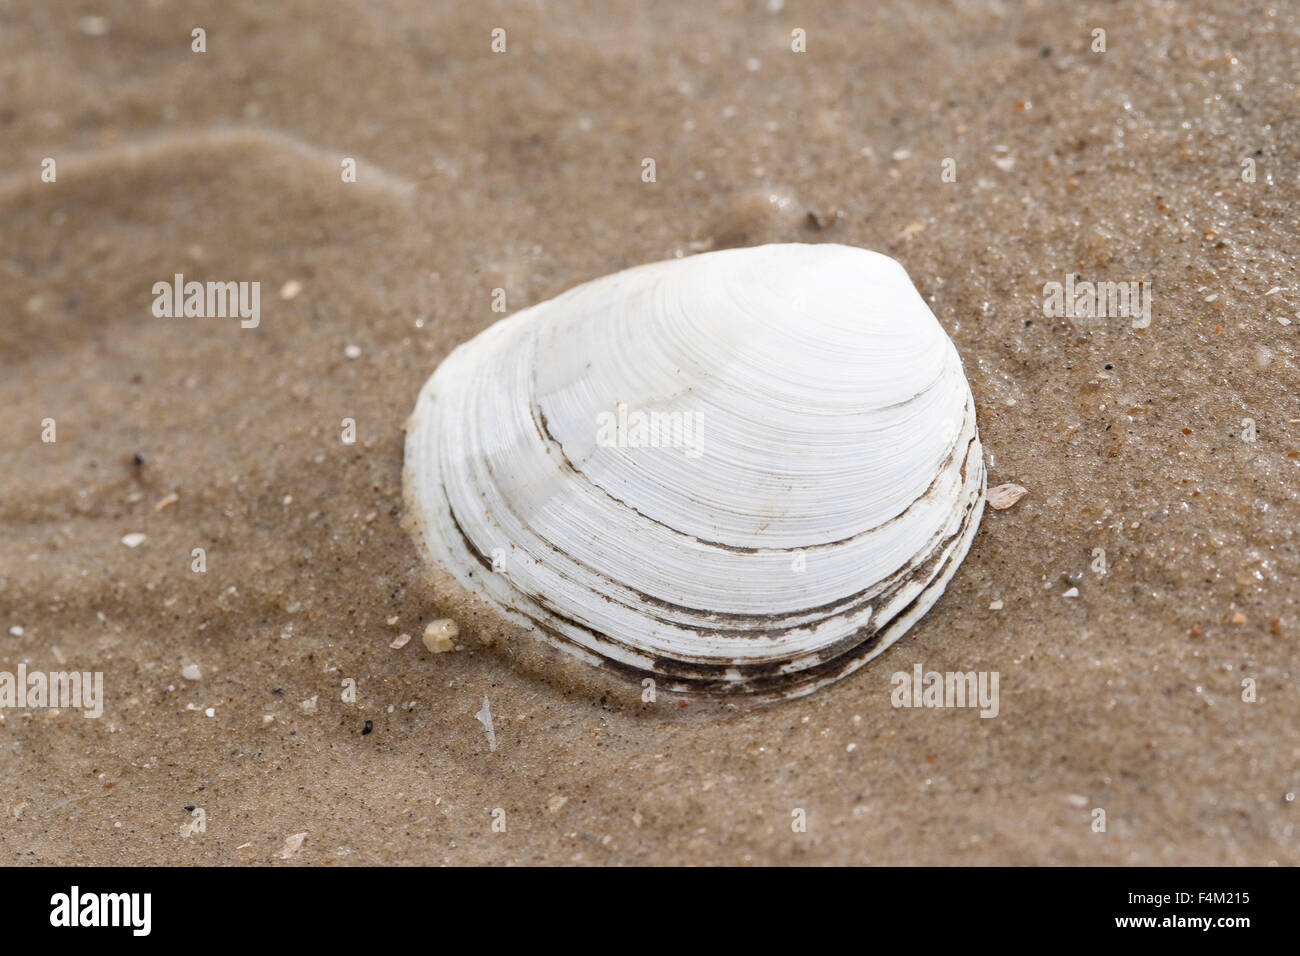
[389,633,412,649]
[1063,587,1079,598]
[344,344,361,359]
[204,707,215,717]
[121,532,147,548]
[181,663,202,681]
[423,618,459,653]
[279,280,302,300]
[8,626,23,637]
[988,600,1003,611]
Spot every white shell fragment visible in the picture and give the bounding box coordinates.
[404,244,985,699]
[280,831,308,859]
[986,482,1028,510]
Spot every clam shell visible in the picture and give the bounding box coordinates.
[404,243,984,699]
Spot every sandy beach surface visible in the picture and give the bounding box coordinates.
[2,0,1298,864]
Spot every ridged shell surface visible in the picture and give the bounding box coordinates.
[404,243,985,699]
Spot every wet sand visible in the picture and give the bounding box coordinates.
[1,0,1298,864]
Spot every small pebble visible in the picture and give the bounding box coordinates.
[423,618,459,653]
[988,600,1003,611]
[806,207,840,231]
[344,344,361,359]
[986,483,1028,510]
[362,720,373,735]
[279,280,302,300]
[1063,587,1079,598]
[389,633,411,649]
[8,626,23,637]
[180,663,202,681]
[121,532,147,548]
[154,492,179,512]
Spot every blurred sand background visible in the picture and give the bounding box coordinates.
[1,0,1298,864]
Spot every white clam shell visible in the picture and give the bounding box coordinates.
[404,243,985,699]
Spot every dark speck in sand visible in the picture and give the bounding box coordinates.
[362,720,374,735]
